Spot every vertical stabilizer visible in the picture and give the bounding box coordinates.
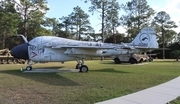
[131,27,158,48]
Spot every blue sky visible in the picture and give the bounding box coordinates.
[46,0,180,33]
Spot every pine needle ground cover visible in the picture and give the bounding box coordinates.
[0,60,179,104]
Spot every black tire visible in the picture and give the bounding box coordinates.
[79,65,88,72]
[26,66,32,71]
[129,58,137,64]
[139,59,143,63]
[76,64,80,69]
[114,58,121,64]
[149,57,153,62]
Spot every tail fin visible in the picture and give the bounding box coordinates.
[131,27,158,48]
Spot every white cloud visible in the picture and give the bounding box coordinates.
[116,26,126,34]
[149,0,179,33]
[165,0,180,13]
[159,0,180,33]
[151,6,160,11]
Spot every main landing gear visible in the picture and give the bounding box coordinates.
[76,58,89,72]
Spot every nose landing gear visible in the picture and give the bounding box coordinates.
[26,60,32,71]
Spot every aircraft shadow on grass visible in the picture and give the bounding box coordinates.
[91,68,130,74]
[100,61,149,65]
[0,68,80,86]
[0,66,131,86]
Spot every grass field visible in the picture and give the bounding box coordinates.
[0,59,180,104]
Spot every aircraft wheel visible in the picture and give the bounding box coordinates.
[80,65,88,72]
[26,66,32,71]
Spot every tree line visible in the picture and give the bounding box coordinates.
[0,0,179,59]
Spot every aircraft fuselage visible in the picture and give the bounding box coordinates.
[27,36,136,63]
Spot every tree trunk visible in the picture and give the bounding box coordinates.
[101,2,105,42]
[2,30,7,49]
[162,26,165,59]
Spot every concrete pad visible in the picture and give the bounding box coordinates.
[23,69,79,73]
[96,76,180,104]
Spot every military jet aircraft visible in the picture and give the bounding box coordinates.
[10,27,158,72]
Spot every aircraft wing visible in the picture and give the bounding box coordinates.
[51,45,116,49]
[48,45,124,57]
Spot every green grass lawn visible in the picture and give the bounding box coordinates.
[0,59,180,104]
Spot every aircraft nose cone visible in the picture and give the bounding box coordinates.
[11,43,29,60]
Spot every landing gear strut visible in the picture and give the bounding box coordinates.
[76,58,88,72]
[26,60,32,71]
